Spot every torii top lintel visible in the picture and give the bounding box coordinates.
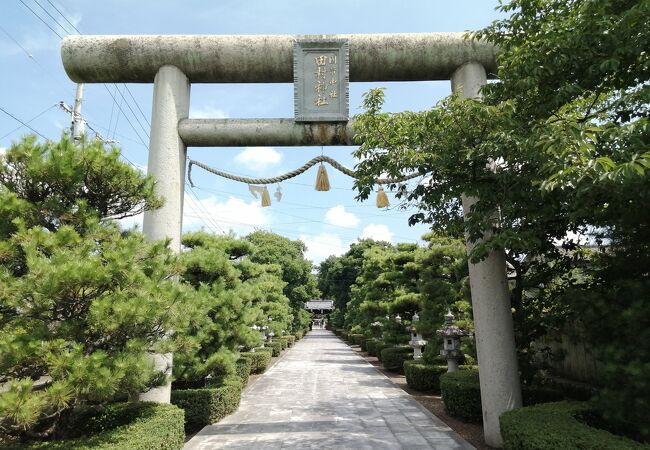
[61,33,497,84]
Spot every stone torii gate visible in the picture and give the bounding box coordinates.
[61,33,521,447]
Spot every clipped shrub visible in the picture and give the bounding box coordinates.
[254,346,273,354]
[403,360,448,393]
[349,333,365,345]
[6,402,185,450]
[380,346,414,373]
[375,342,391,362]
[171,380,242,431]
[335,328,344,337]
[341,331,349,341]
[294,330,303,340]
[366,339,379,356]
[267,340,283,356]
[361,338,374,352]
[235,356,252,386]
[440,369,483,423]
[500,402,646,450]
[274,338,288,350]
[284,335,296,347]
[441,368,566,423]
[240,351,271,374]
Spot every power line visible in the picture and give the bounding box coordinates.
[0,24,34,59]
[102,84,149,148]
[17,0,64,39]
[186,183,227,234]
[124,86,151,128]
[32,0,72,35]
[20,0,152,152]
[0,106,48,140]
[112,84,150,139]
[44,0,78,32]
[0,104,57,140]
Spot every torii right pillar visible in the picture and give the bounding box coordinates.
[451,62,522,448]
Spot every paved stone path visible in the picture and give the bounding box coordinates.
[185,330,474,449]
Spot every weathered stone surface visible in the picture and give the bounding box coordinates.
[184,330,474,450]
[61,33,497,83]
[178,118,356,147]
[453,62,522,448]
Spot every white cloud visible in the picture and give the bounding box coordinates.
[324,205,360,228]
[234,147,282,173]
[300,232,347,265]
[183,194,270,235]
[189,105,228,119]
[360,224,394,243]
[117,194,271,237]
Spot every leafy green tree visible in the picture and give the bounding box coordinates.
[352,0,649,437]
[0,136,193,442]
[245,231,319,332]
[318,239,391,328]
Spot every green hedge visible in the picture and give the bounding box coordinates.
[267,340,283,356]
[366,339,379,356]
[273,338,288,350]
[171,380,242,431]
[441,369,567,424]
[375,342,392,362]
[240,350,271,374]
[501,402,646,450]
[235,356,252,386]
[284,335,296,347]
[294,330,303,340]
[403,360,447,393]
[348,333,365,345]
[361,337,374,352]
[380,346,414,373]
[341,331,349,341]
[6,403,185,450]
[440,369,483,423]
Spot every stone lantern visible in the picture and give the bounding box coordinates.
[250,325,261,351]
[260,325,268,345]
[436,310,470,372]
[407,312,427,360]
[395,314,402,324]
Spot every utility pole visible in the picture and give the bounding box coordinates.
[71,83,85,141]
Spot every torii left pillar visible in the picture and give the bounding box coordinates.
[140,65,190,403]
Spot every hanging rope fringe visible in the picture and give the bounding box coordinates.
[248,184,272,207]
[274,184,283,202]
[376,187,390,208]
[260,186,271,207]
[315,164,330,191]
[188,156,419,186]
[188,156,420,209]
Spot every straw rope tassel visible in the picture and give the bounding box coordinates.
[315,163,330,191]
[261,186,271,207]
[376,187,389,208]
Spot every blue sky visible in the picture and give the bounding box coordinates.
[0,0,505,264]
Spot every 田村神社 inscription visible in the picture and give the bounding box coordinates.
[294,39,349,122]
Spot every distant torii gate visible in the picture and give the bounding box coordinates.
[61,33,520,447]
